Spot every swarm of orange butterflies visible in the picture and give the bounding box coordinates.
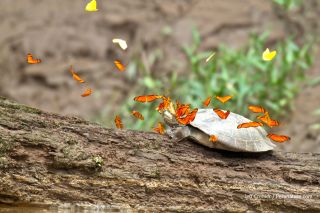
[115,94,290,144]
[27,37,127,98]
[246,105,290,142]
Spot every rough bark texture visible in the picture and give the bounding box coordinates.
[0,97,319,212]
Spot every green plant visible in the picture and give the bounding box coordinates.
[181,30,313,120]
[310,109,320,130]
[309,78,320,131]
[273,0,303,10]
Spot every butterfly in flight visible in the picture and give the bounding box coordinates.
[248,105,266,113]
[114,60,126,72]
[134,95,163,103]
[27,53,41,64]
[131,110,144,120]
[203,96,212,107]
[216,95,232,104]
[114,115,124,129]
[85,0,98,12]
[69,65,85,83]
[267,133,290,143]
[112,38,128,50]
[81,88,93,97]
[257,112,280,127]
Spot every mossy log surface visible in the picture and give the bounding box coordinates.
[0,97,319,212]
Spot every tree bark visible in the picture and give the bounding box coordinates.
[0,97,319,212]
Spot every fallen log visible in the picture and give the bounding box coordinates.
[0,97,319,212]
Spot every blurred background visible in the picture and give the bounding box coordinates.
[0,0,319,152]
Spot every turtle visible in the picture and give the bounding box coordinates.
[162,108,276,152]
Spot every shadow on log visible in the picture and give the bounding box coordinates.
[0,97,319,212]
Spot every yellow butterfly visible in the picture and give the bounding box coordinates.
[85,0,98,12]
[262,48,276,61]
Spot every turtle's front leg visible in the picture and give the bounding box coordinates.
[166,126,191,142]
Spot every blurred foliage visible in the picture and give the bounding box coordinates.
[310,109,320,130]
[272,0,302,10]
[308,76,320,132]
[102,29,314,131]
[183,30,313,119]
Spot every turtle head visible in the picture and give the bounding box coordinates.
[159,101,179,127]
[163,110,179,127]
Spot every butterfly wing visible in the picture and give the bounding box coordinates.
[114,60,125,71]
[237,121,263,129]
[81,88,92,97]
[216,95,232,103]
[248,105,266,113]
[134,95,162,102]
[203,96,212,107]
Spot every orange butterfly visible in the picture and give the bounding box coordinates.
[248,105,266,113]
[177,108,198,125]
[153,122,165,134]
[27,53,41,64]
[69,65,85,83]
[175,101,190,118]
[203,96,212,107]
[155,96,171,112]
[237,121,263,129]
[213,109,230,119]
[209,135,218,142]
[114,60,125,71]
[134,95,163,103]
[131,110,144,120]
[216,95,232,104]
[114,115,124,129]
[162,96,171,109]
[267,134,290,143]
[187,108,198,122]
[269,120,280,127]
[155,102,165,112]
[81,88,93,97]
[257,112,280,127]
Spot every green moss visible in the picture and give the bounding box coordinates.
[0,98,42,115]
[150,167,161,179]
[66,138,78,145]
[0,157,9,168]
[0,137,13,157]
[92,155,104,168]
[20,105,42,114]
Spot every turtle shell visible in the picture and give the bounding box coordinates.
[189,109,276,152]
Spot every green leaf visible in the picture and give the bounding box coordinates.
[191,27,201,48]
[310,124,320,130]
[144,76,156,89]
[313,109,320,115]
